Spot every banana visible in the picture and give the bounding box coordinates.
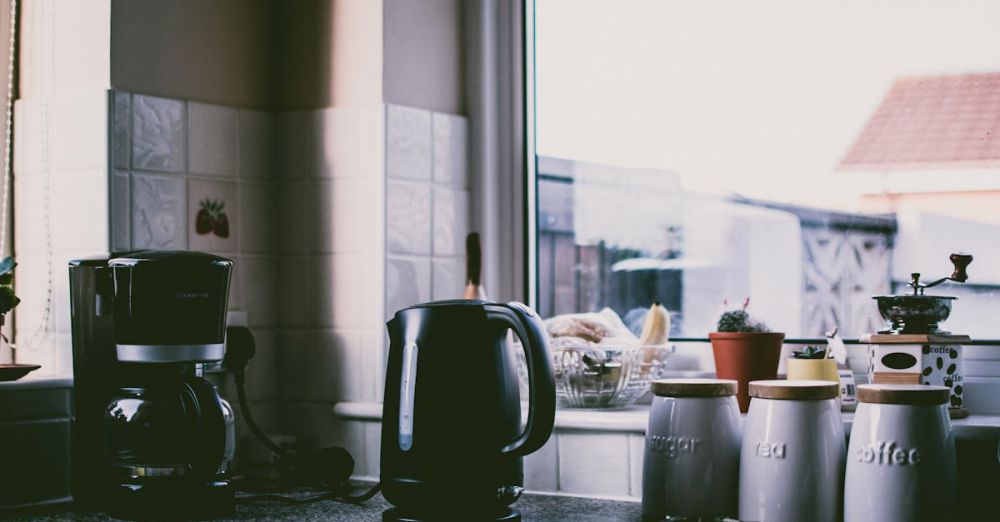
[638,302,671,346]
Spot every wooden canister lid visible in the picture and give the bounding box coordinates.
[856,384,950,406]
[650,378,738,397]
[749,380,839,400]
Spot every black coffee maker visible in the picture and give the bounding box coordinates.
[69,251,236,520]
[381,300,556,522]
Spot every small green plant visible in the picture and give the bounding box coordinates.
[792,345,827,359]
[716,298,769,333]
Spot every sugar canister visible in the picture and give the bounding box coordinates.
[844,384,955,522]
[642,378,741,520]
[739,380,844,522]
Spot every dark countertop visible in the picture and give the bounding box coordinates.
[4,488,642,522]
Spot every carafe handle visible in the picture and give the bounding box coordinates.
[485,302,556,457]
[181,376,228,478]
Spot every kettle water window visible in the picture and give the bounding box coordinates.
[529,1,1000,345]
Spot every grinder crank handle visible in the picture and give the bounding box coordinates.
[949,253,973,283]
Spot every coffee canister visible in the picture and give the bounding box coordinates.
[844,385,956,522]
[642,379,741,521]
[739,380,845,522]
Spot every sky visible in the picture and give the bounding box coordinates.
[535,0,1000,209]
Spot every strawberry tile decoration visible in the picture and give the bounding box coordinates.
[188,179,238,252]
[196,199,230,238]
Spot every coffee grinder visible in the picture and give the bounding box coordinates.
[69,251,236,519]
[866,253,973,419]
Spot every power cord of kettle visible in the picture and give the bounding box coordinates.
[232,375,381,505]
[224,327,380,505]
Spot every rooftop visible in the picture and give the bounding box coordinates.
[839,72,1000,171]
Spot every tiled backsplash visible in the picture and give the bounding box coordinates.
[14,89,471,481]
[271,102,470,465]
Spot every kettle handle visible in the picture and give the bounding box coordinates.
[485,302,556,457]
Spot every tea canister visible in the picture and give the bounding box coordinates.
[642,379,741,521]
[844,385,955,522]
[739,380,844,522]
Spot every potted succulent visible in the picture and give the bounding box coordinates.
[708,299,784,412]
[0,256,19,329]
[0,257,37,381]
[786,345,839,390]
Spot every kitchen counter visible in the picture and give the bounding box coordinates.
[3,487,642,522]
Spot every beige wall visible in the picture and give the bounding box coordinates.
[272,0,383,110]
[110,0,274,109]
[383,0,465,114]
[112,0,383,111]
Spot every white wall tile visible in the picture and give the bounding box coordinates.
[309,180,365,253]
[277,255,309,328]
[557,433,631,497]
[52,172,107,252]
[524,434,559,493]
[241,256,276,328]
[239,109,274,181]
[432,187,469,257]
[52,94,107,173]
[385,256,431,320]
[307,254,366,329]
[276,330,310,401]
[628,434,645,498]
[306,330,364,402]
[386,105,431,181]
[111,171,130,251]
[360,104,385,182]
[188,102,238,177]
[386,181,431,255]
[432,113,468,186]
[112,91,131,170]
[13,100,42,176]
[188,178,239,253]
[12,176,43,254]
[277,183,308,254]
[132,95,185,173]
[432,257,464,301]
[238,183,275,255]
[132,174,186,249]
[361,421,382,480]
[316,107,363,179]
[243,329,278,401]
[276,111,313,180]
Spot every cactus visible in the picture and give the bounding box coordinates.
[715,298,769,333]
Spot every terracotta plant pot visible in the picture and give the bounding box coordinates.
[709,332,785,412]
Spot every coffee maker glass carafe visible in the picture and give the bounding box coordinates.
[381,300,556,522]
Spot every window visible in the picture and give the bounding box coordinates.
[531,0,1000,340]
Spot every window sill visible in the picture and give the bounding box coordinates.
[332,401,1000,442]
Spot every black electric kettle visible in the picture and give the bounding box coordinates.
[381,300,556,522]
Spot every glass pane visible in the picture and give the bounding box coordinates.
[534,0,1000,339]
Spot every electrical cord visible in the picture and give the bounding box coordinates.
[224,326,381,506]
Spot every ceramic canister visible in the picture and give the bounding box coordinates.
[642,379,741,520]
[844,385,956,522]
[739,380,845,522]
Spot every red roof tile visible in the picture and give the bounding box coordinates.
[839,72,1000,170]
